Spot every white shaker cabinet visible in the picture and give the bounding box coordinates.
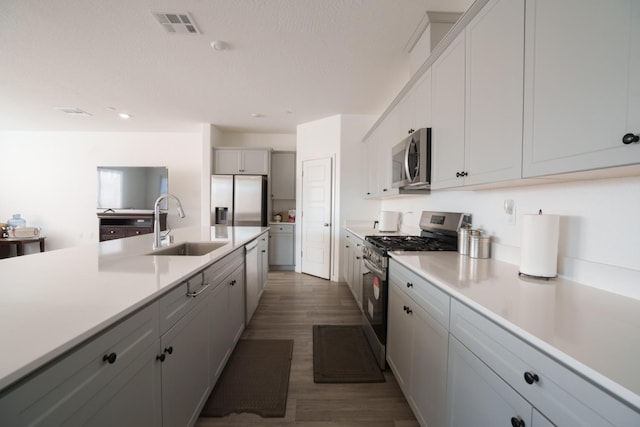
[431,30,466,189]
[0,304,161,426]
[159,295,211,427]
[343,232,363,307]
[463,0,524,186]
[432,0,524,189]
[271,152,296,199]
[387,259,449,427]
[363,131,380,198]
[269,223,295,269]
[258,231,269,294]
[214,149,270,175]
[446,335,533,427]
[522,0,640,177]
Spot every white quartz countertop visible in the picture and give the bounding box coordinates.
[0,226,268,391]
[391,252,640,411]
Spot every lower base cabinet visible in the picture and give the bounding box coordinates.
[0,248,248,427]
[387,260,449,427]
[446,336,533,427]
[160,297,211,427]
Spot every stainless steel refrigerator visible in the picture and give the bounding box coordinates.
[211,175,268,226]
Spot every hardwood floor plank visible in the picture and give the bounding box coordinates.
[196,271,418,426]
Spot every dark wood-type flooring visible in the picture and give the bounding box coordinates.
[196,271,419,427]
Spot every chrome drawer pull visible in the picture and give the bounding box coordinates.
[186,283,210,298]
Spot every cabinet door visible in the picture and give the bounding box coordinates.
[431,31,466,189]
[228,264,246,346]
[242,150,270,174]
[377,116,400,196]
[350,240,363,307]
[270,232,294,266]
[214,150,241,174]
[523,0,640,177]
[410,301,448,427]
[79,344,162,427]
[160,299,211,427]
[446,336,532,427]
[386,284,414,392]
[415,69,432,128]
[271,152,296,199]
[364,133,380,197]
[464,0,524,185]
[209,281,231,383]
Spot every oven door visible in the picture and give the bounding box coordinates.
[362,257,388,347]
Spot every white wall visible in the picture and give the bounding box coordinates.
[295,116,341,279]
[380,175,640,300]
[295,114,380,282]
[0,130,203,253]
[218,132,296,151]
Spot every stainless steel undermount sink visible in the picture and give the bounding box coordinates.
[146,241,227,256]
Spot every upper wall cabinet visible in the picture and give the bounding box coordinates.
[213,149,270,175]
[432,0,524,189]
[431,31,466,189]
[271,152,296,199]
[522,0,640,177]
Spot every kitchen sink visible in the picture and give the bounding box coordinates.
[146,241,228,256]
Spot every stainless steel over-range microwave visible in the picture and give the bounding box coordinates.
[391,127,432,191]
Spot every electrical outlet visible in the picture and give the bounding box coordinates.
[504,199,516,225]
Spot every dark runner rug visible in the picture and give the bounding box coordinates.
[200,339,294,418]
[313,325,385,383]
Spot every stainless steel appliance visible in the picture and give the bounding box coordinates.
[211,175,268,226]
[391,127,431,192]
[361,211,471,369]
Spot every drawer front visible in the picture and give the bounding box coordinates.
[159,273,210,334]
[100,227,125,238]
[389,259,450,329]
[270,225,294,235]
[0,303,159,426]
[450,300,638,426]
[203,247,244,289]
[125,227,151,237]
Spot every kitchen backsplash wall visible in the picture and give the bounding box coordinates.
[380,175,640,300]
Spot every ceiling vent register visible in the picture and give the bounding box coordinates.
[152,12,200,34]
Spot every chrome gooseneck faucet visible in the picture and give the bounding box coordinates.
[153,194,185,249]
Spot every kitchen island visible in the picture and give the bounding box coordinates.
[0,225,267,426]
[389,252,640,426]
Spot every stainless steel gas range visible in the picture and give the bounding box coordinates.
[361,211,471,369]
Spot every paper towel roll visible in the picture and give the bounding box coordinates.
[520,213,559,278]
[379,211,399,232]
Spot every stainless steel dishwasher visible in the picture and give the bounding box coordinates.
[245,239,259,324]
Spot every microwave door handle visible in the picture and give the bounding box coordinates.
[404,139,412,183]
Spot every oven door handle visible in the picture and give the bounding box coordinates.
[363,257,385,277]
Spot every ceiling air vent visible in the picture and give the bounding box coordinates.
[152,12,201,34]
[55,107,92,116]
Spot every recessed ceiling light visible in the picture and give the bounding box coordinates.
[251,113,264,118]
[118,113,132,119]
[210,40,230,51]
[55,107,91,116]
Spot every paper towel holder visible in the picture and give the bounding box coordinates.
[518,208,558,280]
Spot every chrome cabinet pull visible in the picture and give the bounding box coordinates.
[186,283,210,298]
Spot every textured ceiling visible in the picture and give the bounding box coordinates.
[0,0,470,133]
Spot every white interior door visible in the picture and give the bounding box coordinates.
[301,157,332,279]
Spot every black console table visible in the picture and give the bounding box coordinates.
[97,212,167,242]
